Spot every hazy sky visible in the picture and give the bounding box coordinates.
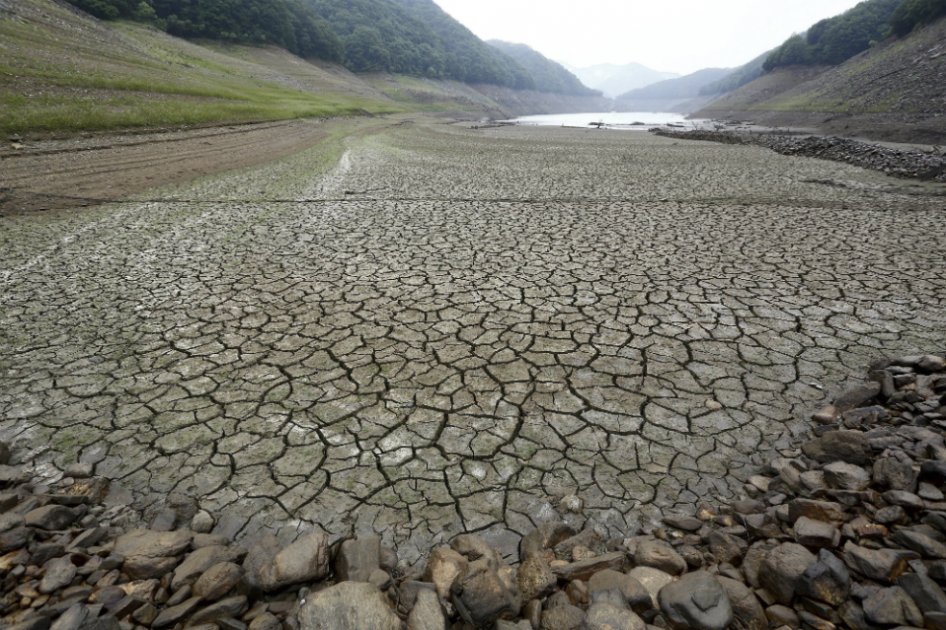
[433,0,864,74]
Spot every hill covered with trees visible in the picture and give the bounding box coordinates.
[761,0,945,71]
[61,0,595,92]
[487,41,601,96]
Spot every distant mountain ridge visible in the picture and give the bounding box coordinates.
[614,68,732,113]
[488,41,600,96]
[565,62,679,98]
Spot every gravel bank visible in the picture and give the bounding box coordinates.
[652,128,946,183]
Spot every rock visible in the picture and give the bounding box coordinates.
[407,587,445,630]
[759,543,817,605]
[627,566,673,609]
[63,463,93,479]
[152,596,202,628]
[717,576,767,630]
[862,586,924,626]
[796,549,850,606]
[297,582,400,630]
[248,613,281,630]
[892,528,946,559]
[244,530,329,592]
[172,544,242,590]
[551,551,625,581]
[24,505,77,530]
[788,499,846,524]
[842,541,910,582]
[802,430,870,465]
[517,552,556,601]
[873,457,918,491]
[189,595,249,624]
[424,546,468,600]
[190,510,214,534]
[634,539,686,575]
[742,540,778,589]
[793,517,840,548]
[658,571,733,630]
[834,382,881,411]
[540,603,585,629]
[587,569,650,613]
[823,461,871,491]
[663,515,703,532]
[451,537,521,627]
[40,555,77,593]
[0,441,10,465]
[584,602,646,630]
[897,572,946,614]
[765,604,799,628]
[194,562,243,601]
[884,489,925,509]
[708,530,747,565]
[114,528,191,558]
[335,534,380,582]
[520,521,577,559]
[123,554,179,579]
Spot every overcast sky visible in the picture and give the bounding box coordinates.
[433,0,865,74]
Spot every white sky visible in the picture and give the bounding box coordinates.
[433,0,865,74]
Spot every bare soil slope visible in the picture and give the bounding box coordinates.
[697,18,946,142]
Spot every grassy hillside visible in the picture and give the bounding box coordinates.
[487,41,598,96]
[0,0,400,135]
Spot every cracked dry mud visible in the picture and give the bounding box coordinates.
[1,119,944,563]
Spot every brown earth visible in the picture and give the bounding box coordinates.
[0,119,331,215]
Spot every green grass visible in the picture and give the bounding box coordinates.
[0,3,403,135]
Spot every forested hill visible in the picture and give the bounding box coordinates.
[488,41,601,96]
[63,0,588,91]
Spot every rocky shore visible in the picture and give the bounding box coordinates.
[1,351,945,629]
[651,128,946,183]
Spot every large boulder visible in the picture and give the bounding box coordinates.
[658,571,733,630]
[759,543,816,605]
[244,530,329,592]
[450,535,521,627]
[297,582,400,630]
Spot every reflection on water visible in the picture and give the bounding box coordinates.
[507,111,706,130]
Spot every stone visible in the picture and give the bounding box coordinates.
[584,602,646,630]
[717,576,767,630]
[658,571,733,630]
[884,489,925,509]
[788,498,846,524]
[842,541,910,582]
[194,562,243,601]
[627,566,673,609]
[802,430,870,465]
[451,537,521,627]
[190,510,214,534]
[540,603,585,630]
[663,515,703,532]
[823,461,871,491]
[40,556,77,593]
[335,535,380,582]
[517,552,556,601]
[407,587,445,630]
[520,521,577,559]
[833,382,881,411]
[0,441,9,465]
[793,517,840,548]
[862,586,924,626]
[297,582,399,630]
[873,457,918,491]
[24,505,77,530]
[708,530,747,565]
[424,546,468,600]
[152,596,202,628]
[189,595,249,624]
[765,604,799,627]
[552,551,625,581]
[759,542,817,605]
[244,530,329,592]
[172,544,242,590]
[893,528,946,559]
[114,528,191,558]
[797,549,850,606]
[634,539,686,575]
[897,572,946,614]
[587,569,650,613]
[248,613,281,630]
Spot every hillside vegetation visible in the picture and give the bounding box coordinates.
[487,41,600,96]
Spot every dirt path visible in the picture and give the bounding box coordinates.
[0,119,332,214]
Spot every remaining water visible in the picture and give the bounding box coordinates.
[508,111,706,130]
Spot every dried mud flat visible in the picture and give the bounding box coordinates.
[1,118,945,563]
